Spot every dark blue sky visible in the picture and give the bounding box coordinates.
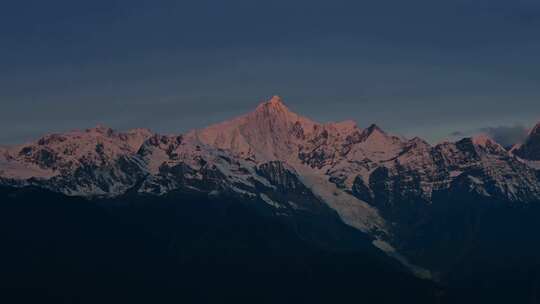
[2,0,540,144]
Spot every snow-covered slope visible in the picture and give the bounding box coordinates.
[0,126,153,195]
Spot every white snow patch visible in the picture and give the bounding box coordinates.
[293,163,387,234]
[525,160,540,170]
[372,239,433,280]
[450,170,463,178]
[287,201,304,210]
[260,193,281,208]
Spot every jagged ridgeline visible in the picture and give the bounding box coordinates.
[2,96,540,303]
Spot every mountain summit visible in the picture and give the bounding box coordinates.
[255,95,288,112]
[191,96,343,161]
[514,122,540,161]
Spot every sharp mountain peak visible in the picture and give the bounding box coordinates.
[251,95,306,122]
[365,123,385,135]
[529,121,540,137]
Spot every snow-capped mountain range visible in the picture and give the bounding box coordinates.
[2,96,540,276]
[2,96,540,221]
[3,96,538,200]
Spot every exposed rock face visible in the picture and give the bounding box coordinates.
[256,161,303,192]
[353,136,540,210]
[514,122,540,161]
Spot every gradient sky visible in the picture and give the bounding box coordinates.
[2,0,540,145]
